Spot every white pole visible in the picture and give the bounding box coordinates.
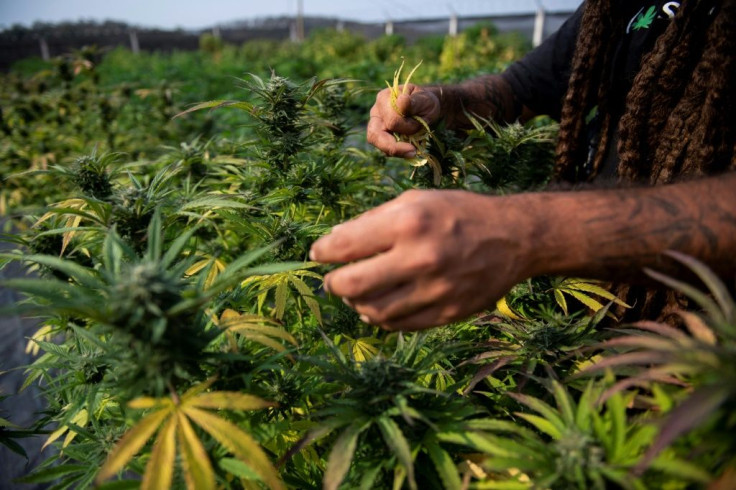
[532,1,546,47]
[449,12,458,37]
[129,30,140,54]
[296,0,305,41]
[385,20,394,36]
[39,38,50,61]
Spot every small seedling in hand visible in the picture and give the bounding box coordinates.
[386,59,443,186]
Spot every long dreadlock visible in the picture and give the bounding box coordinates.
[554,0,736,184]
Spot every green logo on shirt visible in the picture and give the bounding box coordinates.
[632,6,657,30]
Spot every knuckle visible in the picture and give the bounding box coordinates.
[397,204,431,237]
[409,247,443,273]
[328,233,352,255]
[337,270,366,298]
[441,303,463,322]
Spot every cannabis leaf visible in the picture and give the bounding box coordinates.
[633,6,657,30]
[549,277,630,316]
[96,379,284,490]
[242,263,324,324]
[217,308,298,355]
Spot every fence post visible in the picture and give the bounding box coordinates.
[296,0,305,42]
[129,30,140,54]
[39,38,50,61]
[533,2,546,47]
[449,12,458,37]
[385,20,394,36]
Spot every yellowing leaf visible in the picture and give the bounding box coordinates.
[553,289,568,315]
[61,214,83,256]
[186,256,227,288]
[177,412,215,490]
[141,415,178,490]
[191,392,275,411]
[219,308,241,323]
[221,312,296,346]
[274,279,288,320]
[62,408,89,448]
[342,337,379,363]
[183,406,284,490]
[128,397,174,410]
[43,408,89,450]
[25,325,53,356]
[496,296,523,321]
[96,408,171,483]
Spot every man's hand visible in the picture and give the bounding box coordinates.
[310,173,736,331]
[309,189,540,331]
[367,84,441,158]
[366,75,526,158]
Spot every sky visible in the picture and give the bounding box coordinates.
[0,0,582,30]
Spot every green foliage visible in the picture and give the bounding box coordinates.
[0,31,731,490]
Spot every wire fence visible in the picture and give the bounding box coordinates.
[0,11,574,71]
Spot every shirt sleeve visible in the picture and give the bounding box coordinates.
[501,2,585,120]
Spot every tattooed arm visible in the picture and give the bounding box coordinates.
[533,173,736,283]
[366,75,531,157]
[310,173,736,331]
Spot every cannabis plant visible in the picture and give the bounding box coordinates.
[579,251,736,478]
[289,333,475,490]
[458,379,710,489]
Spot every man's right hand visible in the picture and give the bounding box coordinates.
[366,83,442,158]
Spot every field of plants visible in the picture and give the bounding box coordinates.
[0,25,734,489]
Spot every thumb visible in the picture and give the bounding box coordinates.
[409,91,441,124]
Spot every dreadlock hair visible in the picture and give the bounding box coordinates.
[554,0,736,185]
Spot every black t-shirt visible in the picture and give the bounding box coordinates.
[501,1,682,179]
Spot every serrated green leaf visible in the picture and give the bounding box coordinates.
[514,413,562,440]
[219,457,261,481]
[377,416,416,490]
[324,421,370,490]
[425,438,461,490]
[15,464,87,483]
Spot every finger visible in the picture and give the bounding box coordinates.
[374,89,424,135]
[379,304,458,332]
[310,203,403,263]
[366,115,417,158]
[322,247,419,298]
[405,90,441,124]
[351,279,450,325]
[386,94,424,134]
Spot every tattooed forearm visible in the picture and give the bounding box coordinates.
[528,172,736,283]
[426,75,524,130]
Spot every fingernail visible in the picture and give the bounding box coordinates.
[342,297,353,308]
[309,248,317,261]
[323,276,330,294]
[359,314,371,324]
[403,150,417,159]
